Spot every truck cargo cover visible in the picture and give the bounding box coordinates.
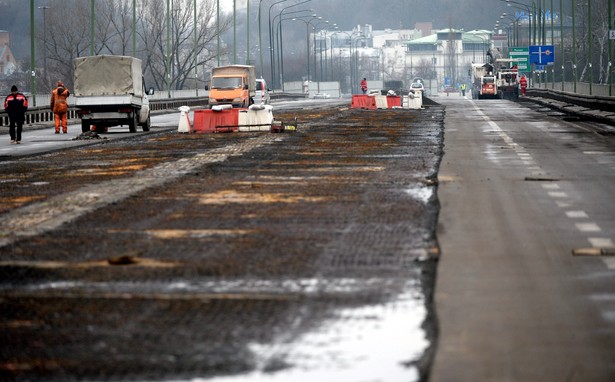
[74,55,143,97]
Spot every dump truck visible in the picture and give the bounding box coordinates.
[206,65,256,108]
[73,55,153,133]
[470,63,496,99]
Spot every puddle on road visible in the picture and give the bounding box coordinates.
[176,289,428,382]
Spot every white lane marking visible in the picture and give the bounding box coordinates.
[602,259,615,270]
[575,223,602,232]
[542,184,560,190]
[588,238,614,247]
[548,191,568,198]
[556,201,573,208]
[566,210,589,218]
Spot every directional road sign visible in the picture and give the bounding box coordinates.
[529,45,555,65]
[509,47,529,71]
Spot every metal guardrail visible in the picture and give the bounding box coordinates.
[0,96,209,128]
[526,87,615,113]
[1,92,308,128]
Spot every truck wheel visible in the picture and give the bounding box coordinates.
[141,116,151,132]
[129,112,138,133]
[81,120,90,133]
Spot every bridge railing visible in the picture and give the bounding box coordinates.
[527,84,615,113]
[0,89,309,128]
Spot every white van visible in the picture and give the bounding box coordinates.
[255,78,270,105]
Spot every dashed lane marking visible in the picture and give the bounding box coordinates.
[470,100,615,270]
[548,191,568,198]
[575,222,602,233]
[566,210,589,219]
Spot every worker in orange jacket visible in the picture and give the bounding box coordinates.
[50,80,70,133]
[519,75,528,96]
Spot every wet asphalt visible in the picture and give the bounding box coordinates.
[0,102,444,381]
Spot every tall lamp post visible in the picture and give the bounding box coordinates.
[275,11,311,90]
[268,0,289,87]
[38,5,50,85]
[29,0,36,106]
[133,0,136,56]
[312,21,329,83]
[350,36,369,94]
[271,2,311,88]
[166,0,171,97]
[572,0,576,92]
[588,0,592,95]
[90,0,95,55]
[292,15,320,85]
[503,0,533,45]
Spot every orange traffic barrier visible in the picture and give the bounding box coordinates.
[386,96,401,108]
[351,95,377,110]
[192,109,240,133]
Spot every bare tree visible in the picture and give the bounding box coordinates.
[39,0,230,93]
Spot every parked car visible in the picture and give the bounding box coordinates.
[254,78,270,105]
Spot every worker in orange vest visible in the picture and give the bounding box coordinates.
[360,78,368,94]
[50,80,70,133]
[519,75,528,96]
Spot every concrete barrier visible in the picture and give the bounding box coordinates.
[351,95,377,110]
[192,108,239,133]
[238,105,274,132]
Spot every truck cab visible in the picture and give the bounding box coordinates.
[207,65,256,108]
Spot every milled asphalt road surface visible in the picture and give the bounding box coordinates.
[0,102,444,382]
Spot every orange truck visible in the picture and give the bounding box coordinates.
[207,65,256,108]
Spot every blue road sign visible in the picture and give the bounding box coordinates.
[529,45,555,65]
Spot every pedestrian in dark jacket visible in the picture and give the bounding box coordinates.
[3,85,28,144]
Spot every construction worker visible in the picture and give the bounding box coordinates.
[460,83,467,97]
[50,80,70,133]
[519,75,528,96]
[4,85,28,144]
[360,78,368,94]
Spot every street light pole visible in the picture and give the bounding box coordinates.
[29,0,36,106]
[550,0,554,89]
[217,0,220,66]
[90,0,95,55]
[258,0,265,77]
[194,0,198,96]
[271,0,312,85]
[560,0,564,91]
[609,0,613,96]
[246,0,250,65]
[233,0,237,64]
[166,0,171,97]
[133,0,136,56]
[572,0,577,92]
[504,0,533,46]
[268,0,289,88]
[37,5,49,85]
[588,0,592,96]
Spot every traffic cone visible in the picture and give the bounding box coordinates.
[178,106,191,133]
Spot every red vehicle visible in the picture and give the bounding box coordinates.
[480,76,497,98]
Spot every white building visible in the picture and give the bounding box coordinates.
[313,24,496,94]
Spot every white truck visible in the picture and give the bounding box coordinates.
[73,55,153,133]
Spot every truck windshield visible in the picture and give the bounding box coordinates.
[212,77,243,89]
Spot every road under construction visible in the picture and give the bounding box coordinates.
[2,93,615,381]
